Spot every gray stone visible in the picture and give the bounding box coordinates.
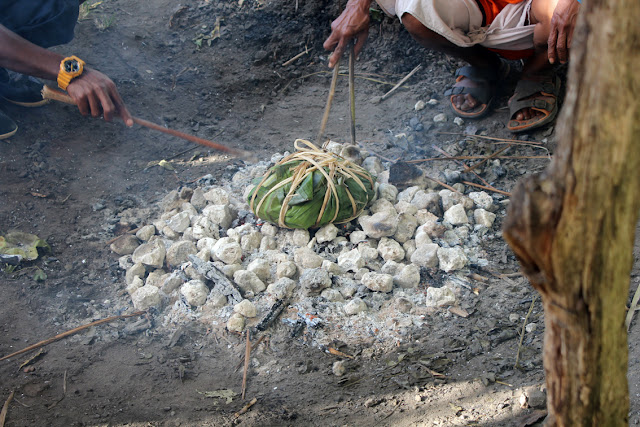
[437,247,468,272]
[332,361,346,377]
[425,286,456,307]
[294,247,324,269]
[135,225,156,242]
[444,204,469,225]
[394,201,418,215]
[227,313,245,332]
[474,209,497,228]
[180,280,209,306]
[377,237,405,262]
[190,187,207,210]
[469,191,494,211]
[361,272,394,293]
[132,239,166,269]
[403,239,417,262]
[203,204,233,229]
[240,231,262,252]
[126,276,144,295]
[206,291,228,309]
[110,234,141,256]
[410,243,439,268]
[393,213,418,243]
[167,211,191,234]
[433,113,447,123]
[145,269,165,288]
[126,262,146,285]
[321,288,344,302]
[233,270,266,296]
[322,260,344,275]
[212,237,243,265]
[316,224,339,244]
[276,261,297,279]
[359,211,398,239]
[266,277,297,299]
[300,268,332,294]
[234,299,257,318]
[362,156,384,176]
[247,258,271,281]
[370,198,396,215]
[344,298,368,315]
[203,187,230,205]
[166,240,197,268]
[161,272,184,294]
[349,230,368,244]
[118,255,133,270]
[381,260,403,276]
[260,222,278,237]
[260,236,277,251]
[131,285,162,310]
[394,264,421,288]
[378,183,399,202]
[397,186,420,203]
[291,229,310,246]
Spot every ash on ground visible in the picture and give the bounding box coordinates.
[111,140,509,350]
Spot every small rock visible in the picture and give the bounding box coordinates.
[233,270,266,295]
[427,99,438,105]
[300,268,332,294]
[377,237,405,262]
[433,113,447,123]
[359,211,398,239]
[192,216,218,240]
[316,224,339,244]
[247,258,271,281]
[453,117,464,126]
[234,299,257,318]
[321,288,344,302]
[444,204,469,225]
[291,229,310,246]
[414,100,426,111]
[337,248,365,272]
[395,297,413,313]
[212,238,243,265]
[469,191,494,211]
[126,262,146,285]
[378,183,399,202]
[161,272,184,294]
[135,225,156,242]
[437,247,468,272]
[509,313,520,323]
[227,313,245,332]
[410,243,439,268]
[110,235,141,256]
[131,285,162,310]
[525,323,538,333]
[203,187,230,205]
[276,261,297,279]
[344,298,368,315]
[190,188,207,210]
[361,272,394,293]
[332,361,346,377]
[240,231,262,252]
[266,277,297,299]
[167,211,191,234]
[474,209,497,228]
[165,240,197,268]
[132,239,166,269]
[394,264,420,288]
[126,276,144,295]
[207,292,228,309]
[362,156,384,176]
[203,204,233,229]
[393,213,418,243]
[425,286,456,307]
[180,280,209,306]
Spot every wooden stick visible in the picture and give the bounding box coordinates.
[349,44,356,146]
[515,295,537,369]
[462,181,511,196]
[0,311,145,362]
[316,59,340,145]
[435,132,544,145]
[405,155,550,163]
[234,397,258,418]
[41,86,251,159]
[282,47,309,67]
[0,391,14,427]
[241,330,251,400]
[464,144,510,173]
[380,65,422,101]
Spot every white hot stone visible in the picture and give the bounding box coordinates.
[315,224,339,244]
[394,264,421,288]
[410,243,439,268]
[203,204,233,229]
[474,209,497,228]
[167,211,191,234]
[444,204,469,225]
[293,247,324,269]
[361,272,394,293]
[131,285,162,310]
[437,247,468,272]
[425,286,456,307]
[131,239,166,269]
[377,183,399,203]
[233,270,266,295]
[292,229,310,247]
[212,237,243,265]
[234,299,258,318]
[247,258,271,281]
[344,298,368,315]
[338,248,366,272]
[136,224,156,242]
[227,313,245,332]
[180,280,210,306]
[378,237,405,262]
[469,191,494,211]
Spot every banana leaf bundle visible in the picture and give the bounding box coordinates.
[248,139,376,229]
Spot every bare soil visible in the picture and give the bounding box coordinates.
[1,1,639,426]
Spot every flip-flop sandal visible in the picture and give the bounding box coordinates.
[507,74,561,133]
[444,61,510,119]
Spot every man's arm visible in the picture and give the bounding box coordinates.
[547,0,580,64]
[0,24,132,126]
[323,0,373,68]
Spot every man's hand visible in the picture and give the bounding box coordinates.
[66,68,133,126]
[547,0,580,64]
[323,0,373,68]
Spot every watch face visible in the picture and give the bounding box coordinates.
[64,59,81,73]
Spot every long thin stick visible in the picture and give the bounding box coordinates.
[282,47,309,67]
[41,86,250,159]
[380,65,422,101]
[515,295,538,368]
[625,282,640,331]
[241,330,251,400]
[436,132,543,145]
[0,391,14,427]
[0,311,145,362]
[405,155,550,163]
[316,59,340,145]
[464,144,510,173]
[462,181,511,196]
[349,44,356,146]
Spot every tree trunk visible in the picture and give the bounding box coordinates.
[503,1,640,425]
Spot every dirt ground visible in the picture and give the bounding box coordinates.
[1,1,639,426]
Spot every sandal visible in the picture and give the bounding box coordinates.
[507,73,561,133]
[444,61,510,119]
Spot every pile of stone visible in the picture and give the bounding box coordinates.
[111,141,504,344]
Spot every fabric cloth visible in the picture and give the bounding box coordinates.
[376,0,535,52]
[0,0,79,48]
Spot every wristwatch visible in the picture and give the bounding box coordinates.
[57,56,86,90]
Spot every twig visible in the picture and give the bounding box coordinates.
[515,295,538,369]
[431,144,494,189]
[105,227,140,246]
[406,155,549,163]
[349,44,356,146]
[0,311,146,362]
[281,46,309,67]
[234,335,266,372]
[381,65,422,101]
[316,59,340,145]
[234,397,258,418]
[241,330,251,400]
[435,132,543,145]
[626,282,640,331]
[424,175,460,194]
[464,145,511,173]
[380,400,402,420]
[462,181,511,196]
[0,391,14,427]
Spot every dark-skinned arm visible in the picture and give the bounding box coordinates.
[323,0,373,68]
[0,24,132,126]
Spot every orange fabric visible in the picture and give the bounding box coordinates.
[475,0,526,25]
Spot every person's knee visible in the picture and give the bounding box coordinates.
[532,22,550,51]
[401,13,443,48]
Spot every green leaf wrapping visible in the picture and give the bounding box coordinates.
[248,153,375,230]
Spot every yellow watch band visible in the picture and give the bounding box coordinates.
[57,56,85,91]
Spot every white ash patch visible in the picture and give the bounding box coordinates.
[112,141,506,348]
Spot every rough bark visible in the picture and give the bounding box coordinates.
[503,0,640,425]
